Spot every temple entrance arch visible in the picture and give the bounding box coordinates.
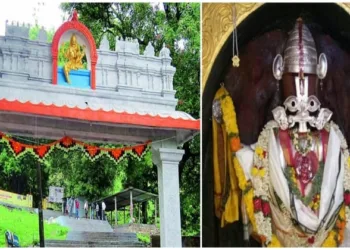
[202,3,350,247]
[0,10,199,247]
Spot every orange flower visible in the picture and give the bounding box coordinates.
[338,229,344,244]
[230,137,241,152]
[336,220,345,229]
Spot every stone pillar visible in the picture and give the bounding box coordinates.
[152,143,184,248]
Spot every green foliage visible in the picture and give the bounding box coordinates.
[137,233,151,244]
[44,147,125,201]
[28,25,55,43]
[0,205,69,247]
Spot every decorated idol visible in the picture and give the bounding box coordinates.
[212,18,350,247]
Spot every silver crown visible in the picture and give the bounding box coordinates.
[284,22,317,75]
[273,18,327,80]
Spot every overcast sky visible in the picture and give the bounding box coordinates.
[0,1,64,36]
[0,2,164,36]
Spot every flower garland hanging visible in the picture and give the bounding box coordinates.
[284,162,324,209]
[219,85,257,231]
[251,121,350,247]
[251,121,277,246]
[0,132,151,165]
[290,130,313,155]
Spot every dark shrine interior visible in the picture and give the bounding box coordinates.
[202,3,350,247]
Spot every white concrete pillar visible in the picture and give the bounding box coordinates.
[152,145,184,248]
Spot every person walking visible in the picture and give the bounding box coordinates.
[95,203,100,220]
[102,201,106,221]
[65,200,69,215]
[84,200,88,219]
[68,197,73,218]
[75,198,80,219]
[90,202,95,220]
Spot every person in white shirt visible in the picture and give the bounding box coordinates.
[95,203,100,220]
[102,201,106,221]
[84,200,88,219]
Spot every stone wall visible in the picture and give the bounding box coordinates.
[115,223,160,235]
[151,235,200,247]
[97,35,176,101]
[0,22,178,113]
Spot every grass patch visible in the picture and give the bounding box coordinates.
[137,232,151,244]
[0,205,69,247]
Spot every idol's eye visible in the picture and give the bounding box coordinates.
[307,96,321,112]
[283,96,298,112]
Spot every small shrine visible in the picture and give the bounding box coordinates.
[0,10,199,248]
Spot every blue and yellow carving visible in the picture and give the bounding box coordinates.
[57,33,91,89]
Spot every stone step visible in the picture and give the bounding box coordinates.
[66,232,138,241]
[45,240,144,248]
[65,237,138,242]
[45,244,143,248]
[66,231,136,237]
[45,240,142,246]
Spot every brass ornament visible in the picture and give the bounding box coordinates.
[232,55,240,67]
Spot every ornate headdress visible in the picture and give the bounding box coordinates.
[273,18,327,81]
[272,18,332,132]
[70,33,77,45]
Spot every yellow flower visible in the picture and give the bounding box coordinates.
[233,157,247,191]
[258,168,266,177]
[252,166,266,177]
[339,205,345,220]
[255,147,264,159]
[267,234,282,247]
[243,188,257,232]
[322,231,337,247]
[221,92,239,135]
[252,167,259,176]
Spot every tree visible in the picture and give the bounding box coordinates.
[59,3,200,235]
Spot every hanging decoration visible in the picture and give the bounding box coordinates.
[231,4,240,67]
[0,132,151,165]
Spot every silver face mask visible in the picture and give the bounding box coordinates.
[275,76,332,132]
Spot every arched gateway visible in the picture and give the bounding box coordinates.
[0,10,199,247]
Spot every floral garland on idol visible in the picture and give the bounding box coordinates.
[218,86,257,232]
[0,132,151,164]
[251,121,350,247]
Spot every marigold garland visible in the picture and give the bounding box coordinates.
[285,162,324,208]
[219,86,257,230]
[0,132,151,164]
